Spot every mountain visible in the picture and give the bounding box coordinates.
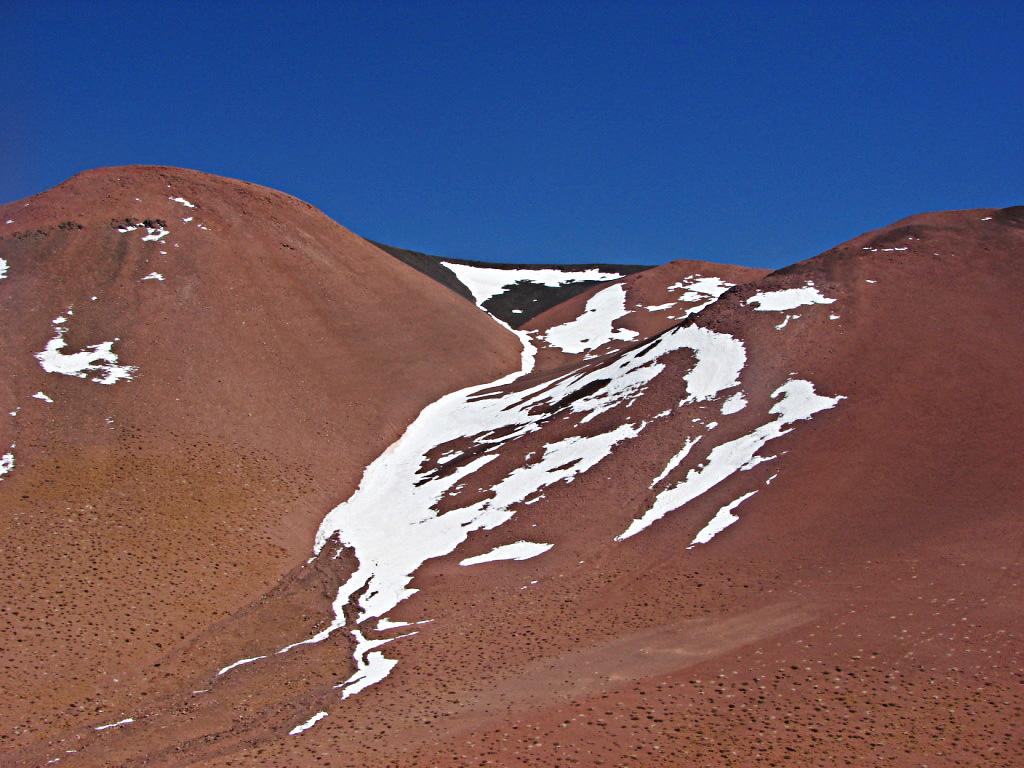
[371,240,650,327]
[0,165,520,757]
[2,169,1021,768]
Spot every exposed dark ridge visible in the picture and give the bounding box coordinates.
[368,241,476,303]
[996,205,1024,228]
[367,239,651,327]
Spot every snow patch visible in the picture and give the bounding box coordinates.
[443,262,621,306]
[217,655,266,676]
[289,711,327,735]
[460,540,553,566]
[721,392,747,415]
[94,718,133,731]
[32,391,53,403]
[36,315,135,385]
[338,630,415,699]
[267,316,746,698]
[667,276,733,300]
[747,282,835,312]
[774,314,799,330]
[618,380,843,541]
[650,436,701,488]
[141,227,169,242]
[0,449,14,480]
[0,257,8,279]
[119,222,170,242]
[689,491,758,547]
[168,196,195,208]
[666,276,734,317]
[543,283,638,354]
[142,272,165,282]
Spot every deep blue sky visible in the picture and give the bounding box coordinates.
[2,2,1021,268]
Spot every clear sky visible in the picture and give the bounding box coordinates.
[2,2,1021,268]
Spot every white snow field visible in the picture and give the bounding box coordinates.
[222,268,843,709]
[443,262,621,306]
[543,283,639,354]
[268,308,749,698]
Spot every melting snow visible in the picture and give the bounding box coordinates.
[774,314,799,330]
[650,435,702,488]
[339,630,416,699]
[119,222,170,242]
[443,262,621,306]
[0,450,14,480]
[289,711,328,735]
[36,316,135,385]
[459,540,553,566]
[747,282,835,312]
[376,618,413,631]
[0,257,8,279]
[667,276,734,317]
[543,283,639,354]
[269,315,746,697]
[617,380,843,541]
[217,655,266,676]
[141,227,169,242]
[721,392,747,415]
[667,276,733,299]
[688,491,758,547]
[94,718,134,731]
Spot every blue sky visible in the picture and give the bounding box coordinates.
[2,2,1021,268]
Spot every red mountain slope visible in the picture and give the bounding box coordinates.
[523,258,768,370]
[0,166,521,754]
[2,171,1022,768]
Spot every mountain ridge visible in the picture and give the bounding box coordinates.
[2,166,1022,768]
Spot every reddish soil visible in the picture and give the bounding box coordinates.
[2,170,1021,768]
[0,166,521,761]
[524,259,767,371]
